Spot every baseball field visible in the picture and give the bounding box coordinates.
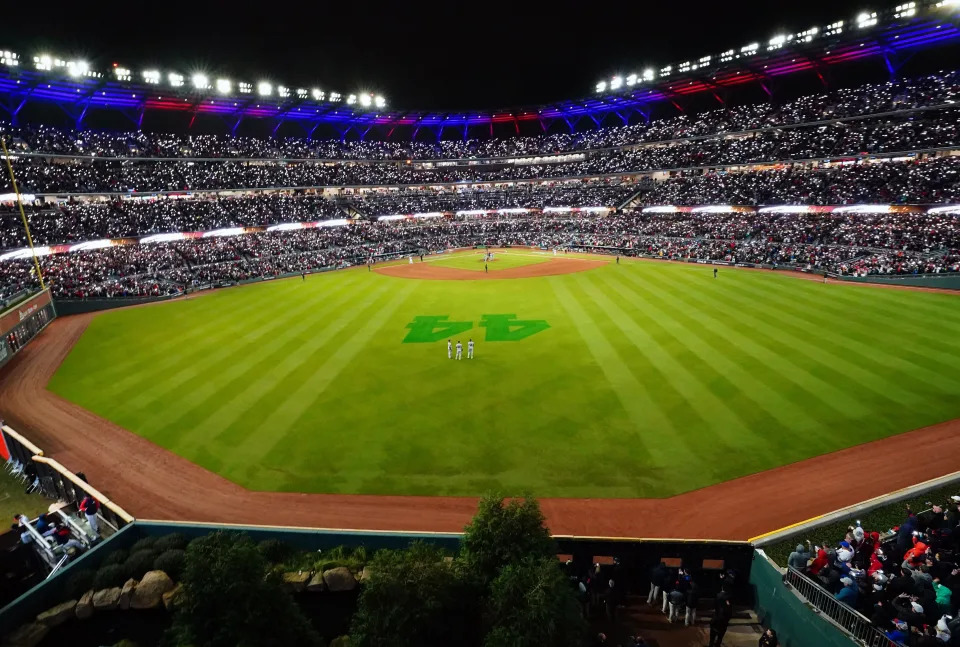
[46,250,960,500]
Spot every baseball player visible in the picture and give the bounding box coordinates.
[447,339,452,359]
[455,340,463,360]
[467,338,474,359]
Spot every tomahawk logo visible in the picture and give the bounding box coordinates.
[403,315,549,343]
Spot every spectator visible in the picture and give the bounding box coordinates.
[758,628,779,647]
[835,576,859,606]
[788,542,811,570]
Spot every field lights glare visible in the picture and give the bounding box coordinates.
[191,73,209,89]
[257,81,272,96]
[215,78,231,93]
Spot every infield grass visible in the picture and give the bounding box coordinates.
[430,251,549,271]
[48,251,960,498]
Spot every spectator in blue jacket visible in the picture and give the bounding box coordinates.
[836,576,859,606]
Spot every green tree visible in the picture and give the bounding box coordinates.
[166,531,319,647]
[461,495,555,584]
[351,542,480,647]
[483,556,586,647]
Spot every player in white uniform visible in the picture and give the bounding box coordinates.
[467,339,474,359]
[455,340,463,360]
[447,339,452,359]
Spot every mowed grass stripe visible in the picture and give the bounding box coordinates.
[667,270,897,414]
[549,277,705,470]
[95,275,366,412]
[130,278,384,441]
[219,282,419,464]
[610,271,826,433]
[66,278,321,387]
[172,281,402,454]
[738,277,960,392]
[574,272,768,455]
[616,268,860,424]
[758,278,960,360]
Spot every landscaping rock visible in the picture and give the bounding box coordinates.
[130,570,174,609]
[358,567,372,583]
[323,566,358,592]
[3,622,49,647]
[282,571,312,593]
[93,587,122,610]
[35,600,76,627]
[75,590,94,619]
[118,579,137,610]
[162,583,183,610]
[306,572,326,592]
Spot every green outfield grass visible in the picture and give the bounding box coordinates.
[48,252,960,498]
[430,251,549,271]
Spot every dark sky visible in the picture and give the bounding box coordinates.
[5,0,862,110]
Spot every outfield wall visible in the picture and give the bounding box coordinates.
[0,289,56,372]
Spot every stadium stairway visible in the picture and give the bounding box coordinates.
[592,595,762,647]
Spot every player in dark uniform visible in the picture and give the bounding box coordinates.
[301,271,306,281]
[713,267,718,278]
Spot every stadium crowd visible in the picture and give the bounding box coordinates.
[3,108,959,194]
[2,72,958,161]
[789,499,960,645]
[1,206,957,301]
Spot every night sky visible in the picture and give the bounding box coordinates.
[4,0,870,110]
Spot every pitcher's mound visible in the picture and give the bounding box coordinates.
[375,257,607,280]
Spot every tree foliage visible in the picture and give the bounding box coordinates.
[350,542,479,647]
[166,531,319,647]
[353,495,575,647]
[483,557,586,647]
[461,494,556,584]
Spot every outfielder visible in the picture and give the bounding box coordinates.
[467,338,474,359]
[455,340,463,360]
[447,339,452,359]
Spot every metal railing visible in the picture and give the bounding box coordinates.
[2,425,134,532]
[784,567,901,647]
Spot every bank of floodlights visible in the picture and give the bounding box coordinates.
[593,3,953,94]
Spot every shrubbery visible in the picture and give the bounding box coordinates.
[128,537,157,554]
[101,549,129,567]
[125,550,160,579]
[153,549,186,580]
[154,533,189,552]
[92,564,128,590]
[258,538,295,564]
[64,568,95,599]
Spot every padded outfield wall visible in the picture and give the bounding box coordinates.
[0,289,55,373]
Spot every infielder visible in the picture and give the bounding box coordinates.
[456,340,463,360]
[447,339,452,359]
[467,338,474,359]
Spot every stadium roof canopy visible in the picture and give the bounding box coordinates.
[0,1,957,139]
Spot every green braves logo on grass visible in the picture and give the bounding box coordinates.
[403,315,549,343]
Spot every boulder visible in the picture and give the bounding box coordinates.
[118,579,137,610]
[358,567,372,583]
[35,599,76,627]
[323,567,358,592]
[162,583,183,610]
[130,570,174,609]
[2,622,49,647]
[282,571,312,593]
[75,590,94,619]
[92,587,122,611]
[306,572,326,593]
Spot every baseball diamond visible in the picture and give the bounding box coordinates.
[39,250,960,500]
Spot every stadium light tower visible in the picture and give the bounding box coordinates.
[215,78,231,94]
[66,60,89,77]
[191,73,209,90]
[257,81,272,96]
[374,95,385,108]
[359,93,372,107]
[595,81,606,93]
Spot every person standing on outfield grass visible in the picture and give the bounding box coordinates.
[420,253,424,262]
[713,267,718,279]
[456,340,463,360]
[301,271,306,281]
[447,339,452,359]
[468,339,474,359]
[616,255,620,264]
[485,262,488,273]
